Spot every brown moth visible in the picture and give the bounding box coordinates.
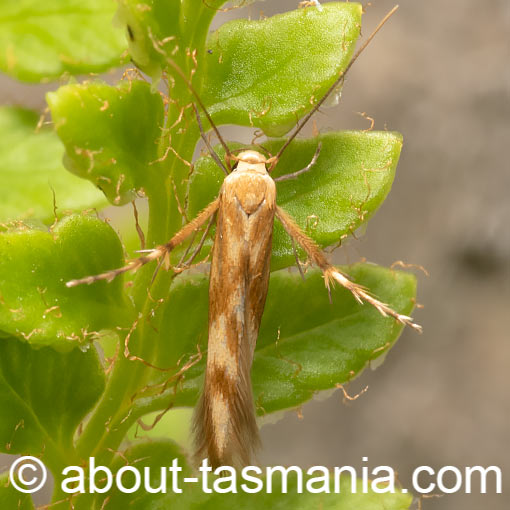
[67,5,420,469]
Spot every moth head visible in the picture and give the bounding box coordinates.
[229,150,277,174]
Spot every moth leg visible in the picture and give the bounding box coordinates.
[66,197,220,287]
[273,142,322,182]
[177,211,216,271]
[275,206,422,332]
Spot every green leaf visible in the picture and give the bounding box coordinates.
[127,408,193,450]
[202,2,362,135]
[252,265,416,413]
[0,214,130,349]
[115,0,181,82]
[95,440,192,509]
[96,468,411,510]
[0,471,35,509]
[115,1,231,83]
[0,107,106,223]
[85,441,412,510]
[183,476,412,510]
[0,335,105,460]
[140,263,417,414]
[0,0,127,82]
[101,434,414,510]
[116,3,361,134]
[47,80,165,205]
[188,131,402,270]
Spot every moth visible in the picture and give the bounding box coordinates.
[67,6,420,468]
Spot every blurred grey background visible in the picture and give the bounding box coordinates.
[1,1,509,509]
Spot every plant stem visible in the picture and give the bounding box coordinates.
[72,0,213,484]
[75,128,199,468]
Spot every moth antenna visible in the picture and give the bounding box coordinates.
[274,5,399,162]
[164,57,233,168]
[192,103,229,175]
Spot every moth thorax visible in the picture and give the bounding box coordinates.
[235,150,268,175]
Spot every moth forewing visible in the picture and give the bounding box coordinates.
[194,151,275,467]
